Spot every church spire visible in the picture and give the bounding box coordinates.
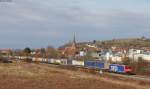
[73,32,76,44]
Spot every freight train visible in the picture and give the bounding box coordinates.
[32,58,133,74]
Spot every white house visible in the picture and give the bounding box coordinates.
[128,49,150,62]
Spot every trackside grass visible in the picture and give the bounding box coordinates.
[0,62,149,89]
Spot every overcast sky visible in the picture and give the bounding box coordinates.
[0,0,150,48]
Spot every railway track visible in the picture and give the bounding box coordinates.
[49,64,150,82]
[105,72,150,82]
[126,75,150,81]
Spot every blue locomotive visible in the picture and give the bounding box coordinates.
[109,64,132,73]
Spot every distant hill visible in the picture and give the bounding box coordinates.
[77,37,150,49]
[59,37,150,51]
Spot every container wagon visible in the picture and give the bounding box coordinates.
[84,60,95,68]
[48,58,55,64]
[72,60,84,66]
[60,59,68,65]
[67,60,72,65]
[84,60,109,70]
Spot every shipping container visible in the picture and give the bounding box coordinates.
[72,60,84,66]
[67,60,72,65]
[48,58,55,64]
[32,57,42,62]
[60,59,68,65]
[32,57,36,62]
[41,58,47,63]
[55,59,61,64]
[95,61,104,69]
[84,60,95,68]
[84,60,109,69]
[36,58,43,62]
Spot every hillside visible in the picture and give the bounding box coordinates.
[77,37,150,49]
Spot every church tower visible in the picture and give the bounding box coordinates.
[71,32,76,50]
[62,33,77,58]
[73,32,76,47]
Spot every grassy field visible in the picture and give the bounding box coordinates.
[0,62,149,89]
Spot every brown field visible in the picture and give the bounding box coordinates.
[0,62,149,89]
